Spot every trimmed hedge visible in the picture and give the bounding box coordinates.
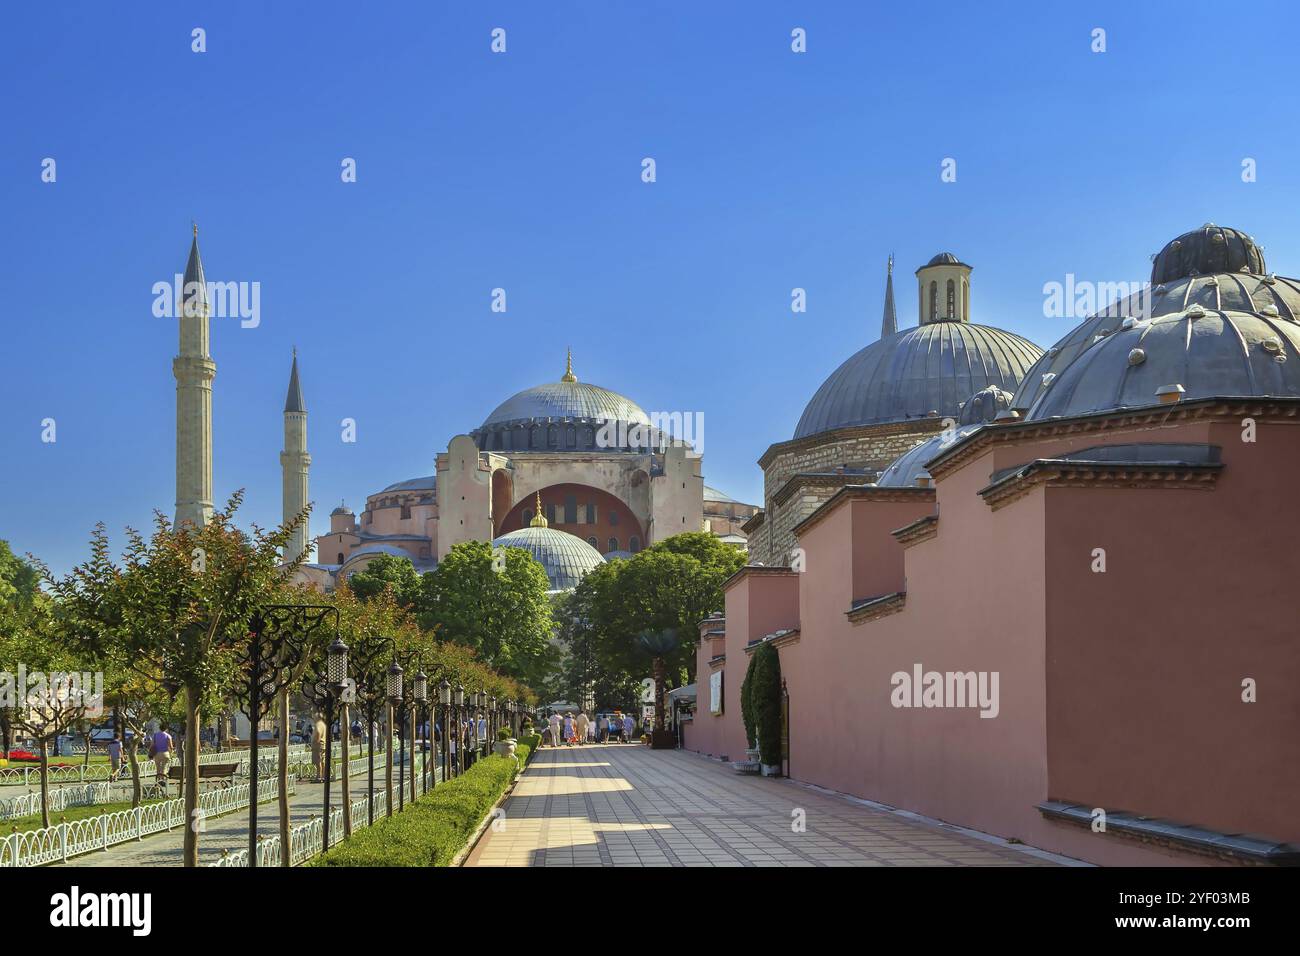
[518,732,542,762]
[312,743,531,867]
[751,641,783,767]
[740,651,758,750]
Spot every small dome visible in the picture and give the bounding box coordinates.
[957,385,1014,426]
[1151,225,1265,286]
[1026,307,1300,420]
[924,252,964,268]
[876,424,984,488]
[330,503,353,516]
[794,322,1042,439]
[491,527,605,591]
[1011,271,1300,410]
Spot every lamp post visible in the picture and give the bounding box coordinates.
[453,683,465,775]
[438,679,451,784]
[408,668,421,804]
[300,636,350,857]
[387,660,404,812]
[413,671,428,796]
[348,633,395,827]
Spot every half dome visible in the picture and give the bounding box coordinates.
[794,323,1042,439]
[491,527,606,591]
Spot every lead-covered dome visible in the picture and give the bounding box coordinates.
[1151,224,1265,286]
[473,351,663,453]
[794,322,1042,439]
[492,526,605,591]
[1026,307,1300,420]
[877,424,984,488]
[1011,228,1300,412]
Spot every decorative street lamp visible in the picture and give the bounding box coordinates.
[489,695,497,749]
[413,670,428,795]
[438,679,451,784]
[347,632,395,827]
[453,683,465,775]
[387,660,404,812]
[300,634,349,857]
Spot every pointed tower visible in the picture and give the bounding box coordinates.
[280,350,313,563]
[881,254,898,338]
[173,225,216,528]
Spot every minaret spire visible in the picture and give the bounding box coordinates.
[880,253,897,338]
[561,347,577,383]
[174,227,215,528]
[280,351,312,563]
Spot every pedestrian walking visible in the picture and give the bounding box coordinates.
[575,711,590,746]
[622,713,634,743]
[548,712,562,748]
[150,727,173,789]
[107,733,123,782]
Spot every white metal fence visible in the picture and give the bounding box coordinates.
[0,777,294,868]
[210,751,448,868]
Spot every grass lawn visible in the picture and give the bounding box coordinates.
[2,796,167,831]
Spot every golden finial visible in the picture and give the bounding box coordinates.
[561,348,577,383]
[530,491,548,527]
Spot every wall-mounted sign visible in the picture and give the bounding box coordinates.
[709,670,723,715]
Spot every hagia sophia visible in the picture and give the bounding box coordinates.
[172,221,1300,867]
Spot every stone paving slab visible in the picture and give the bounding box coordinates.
[465,744,1071,868]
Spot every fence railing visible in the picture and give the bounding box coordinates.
[0,777,295,868]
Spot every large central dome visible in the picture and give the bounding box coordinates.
[794,322,1042,439]
[480,351,650,429]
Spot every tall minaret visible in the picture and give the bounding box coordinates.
[880,254,897,338]
[280,350,312,563]
[173,225,215,528]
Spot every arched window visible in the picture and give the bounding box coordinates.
[566,425,576,448]
[608,537,619,552]
[587,536,598,548]
[946,279,955,318]
[629,536,641,553]
[545,503,557,524]
[609,510,620,526]
[547,425,558,449]
[929,281,938,321]
[586,502,596,524]
[337,552,344,564]
[522,508,532,525]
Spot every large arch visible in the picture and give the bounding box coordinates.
[491,468,514,537]
[497,483,644,555]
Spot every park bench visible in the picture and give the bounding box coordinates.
[167,762,240,790]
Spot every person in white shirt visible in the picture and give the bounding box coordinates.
[548,712,562,748]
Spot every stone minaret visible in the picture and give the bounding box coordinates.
[280,350,312,562]
[173,225,215,528]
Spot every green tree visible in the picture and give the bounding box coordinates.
[347,554,422,607]
[421,541,556,683]
[582,532,744,690]
[110,491,303,866]
[0,539,40,606]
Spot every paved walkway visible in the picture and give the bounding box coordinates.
[465,744,1068,867]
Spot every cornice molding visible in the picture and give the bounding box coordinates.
[978,459,1223,512]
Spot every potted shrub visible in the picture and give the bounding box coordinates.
[493,727,517,758]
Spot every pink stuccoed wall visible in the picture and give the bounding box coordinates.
[690,569,799,762]
[700,410,1300,865]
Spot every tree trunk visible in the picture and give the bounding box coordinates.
[340,703,352,837]
[38,737,51,830]
[127,738,142,808]
[653,657,666,732]
[82,722,91,768]
[278,688,291,866]
[182,689,201,867]
[384,704,394,817]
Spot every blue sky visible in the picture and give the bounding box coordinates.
[3,1,1298,575]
